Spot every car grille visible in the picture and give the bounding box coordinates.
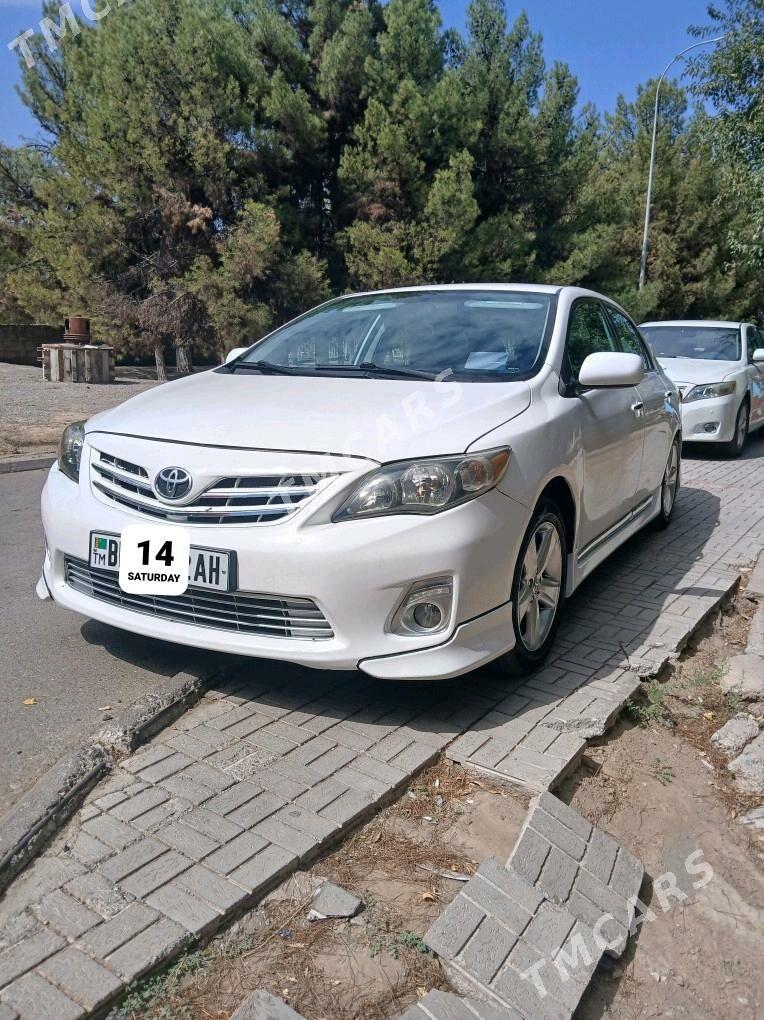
[90,450,328,525]
[64,557,334,640]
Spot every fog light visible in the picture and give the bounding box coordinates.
[704,422,718,434]
[413,602,442,630]
[390,577,453,636]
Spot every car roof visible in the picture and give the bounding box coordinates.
[640,320,744,329]
[343,283,564,297]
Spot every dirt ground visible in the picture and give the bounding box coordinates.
[110,588,764,1020]
[0,363,168,458]
[571,584,764,1020]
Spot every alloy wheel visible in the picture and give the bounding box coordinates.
[516,521,563,652]
[662,442,679,517]
[736,405,748,451]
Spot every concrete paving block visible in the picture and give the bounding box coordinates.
[79,903,161,958]
[228,791,286,829]
[146,881,221,935]
[581,827,618,884]
[105,917,188,982]
[31,890,101,940]
[67,831,112,868]
[252,818,316,860]
[0,930,66,990]
[204,781,262,817]
[0,972,84,1020]
[228,844,298,895]
[317,788,376,827]
[177,760,235,793]
[110,786,170,822]
[182,807,243,844]
[397,990,517,1019]
[0,1003,18,1020]
[272,806,338,843]
[424,896,485,959]
[99,837,167,883]
[720,654,764,702]
[38,945,121,1011]
[459,915,518,985]
[528,806,587,862]
[156,821,220,861]
[463,873,534,935]
[307,882,362,920]
[119,850,193,898]
[204,832,270,877]
[230,989,306,1019]
[507,826,549,885]
[174,864,251,913]
[82,814,141,851]
[63,873,133,921]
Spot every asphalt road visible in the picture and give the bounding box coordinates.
[0,468,209,816]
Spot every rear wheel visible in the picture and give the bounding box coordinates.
[653,437,680,529]
[720,400,748,458]
[494,499,567,675]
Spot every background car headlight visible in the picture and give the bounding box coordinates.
[58,421,86,482]
[333,448,510,521]
[682,382,735,403]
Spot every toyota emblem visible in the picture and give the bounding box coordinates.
[154,466,193,501]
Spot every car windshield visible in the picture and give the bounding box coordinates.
[235,290,554,380]
[641,325,741,361]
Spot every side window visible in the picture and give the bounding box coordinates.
[607,308,652,370]
[565,300,618,380]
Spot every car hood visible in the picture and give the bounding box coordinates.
[656,357,739,384]
[86,369,532,462]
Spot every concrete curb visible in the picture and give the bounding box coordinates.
[0,455,55,474]
[0,668,211,895]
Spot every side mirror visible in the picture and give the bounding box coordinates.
[224,347,248,365]
[752,348,764,364]
[578,352,645,389]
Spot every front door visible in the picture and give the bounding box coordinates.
[607,305,673,499]
[746,326,764,427]
[564,300,644,550]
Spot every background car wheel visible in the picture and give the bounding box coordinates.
[494,499,567,675]
[653,437,681,529]
[721,400,749,458]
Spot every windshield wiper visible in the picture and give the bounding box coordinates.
[313,362,438,381]
[229,360,314,375]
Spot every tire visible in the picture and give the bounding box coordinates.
[494,499,567,675]
[653,437,681,530]
[719,400,749,458]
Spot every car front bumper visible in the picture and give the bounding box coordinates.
[679,394,740,443]
[39,458,524,680]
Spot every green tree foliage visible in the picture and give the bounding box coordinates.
[690,0,764,273]
[0,0,759,368]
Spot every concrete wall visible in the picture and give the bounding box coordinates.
[0,324,65,366]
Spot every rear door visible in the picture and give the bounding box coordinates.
[606,306,673,501]
[563,300,644,549]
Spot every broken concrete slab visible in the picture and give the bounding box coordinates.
[230,989,306,1019]
[507,792,643,959]
[728,732,764,795]
[307,881,362,921]
[720,654,764,702]
[397,989,512,1018]
[736,805,764,830]
[424,793,645,1020]
[711,714,760,755]
[747,551,764,598]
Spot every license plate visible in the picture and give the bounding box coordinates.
[89,531,234,593]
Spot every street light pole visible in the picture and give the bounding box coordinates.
[638,36,727,291]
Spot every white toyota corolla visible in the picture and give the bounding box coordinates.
[640,320,764,457]
[39,285,681,680]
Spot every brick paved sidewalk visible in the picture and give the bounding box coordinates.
[1,449,763,1018]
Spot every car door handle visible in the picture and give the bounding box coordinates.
[631,401,644,415]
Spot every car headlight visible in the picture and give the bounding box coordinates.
[58,421,86,482]
[333,448,511,521]
[682,382,735,403]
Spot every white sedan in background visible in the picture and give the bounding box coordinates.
[640,320,764,457]
[39,285,681,680]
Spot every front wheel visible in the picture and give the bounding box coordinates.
[720,400,749,458]
[494,500,567,675]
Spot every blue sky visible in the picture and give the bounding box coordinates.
[0,0,713,146]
